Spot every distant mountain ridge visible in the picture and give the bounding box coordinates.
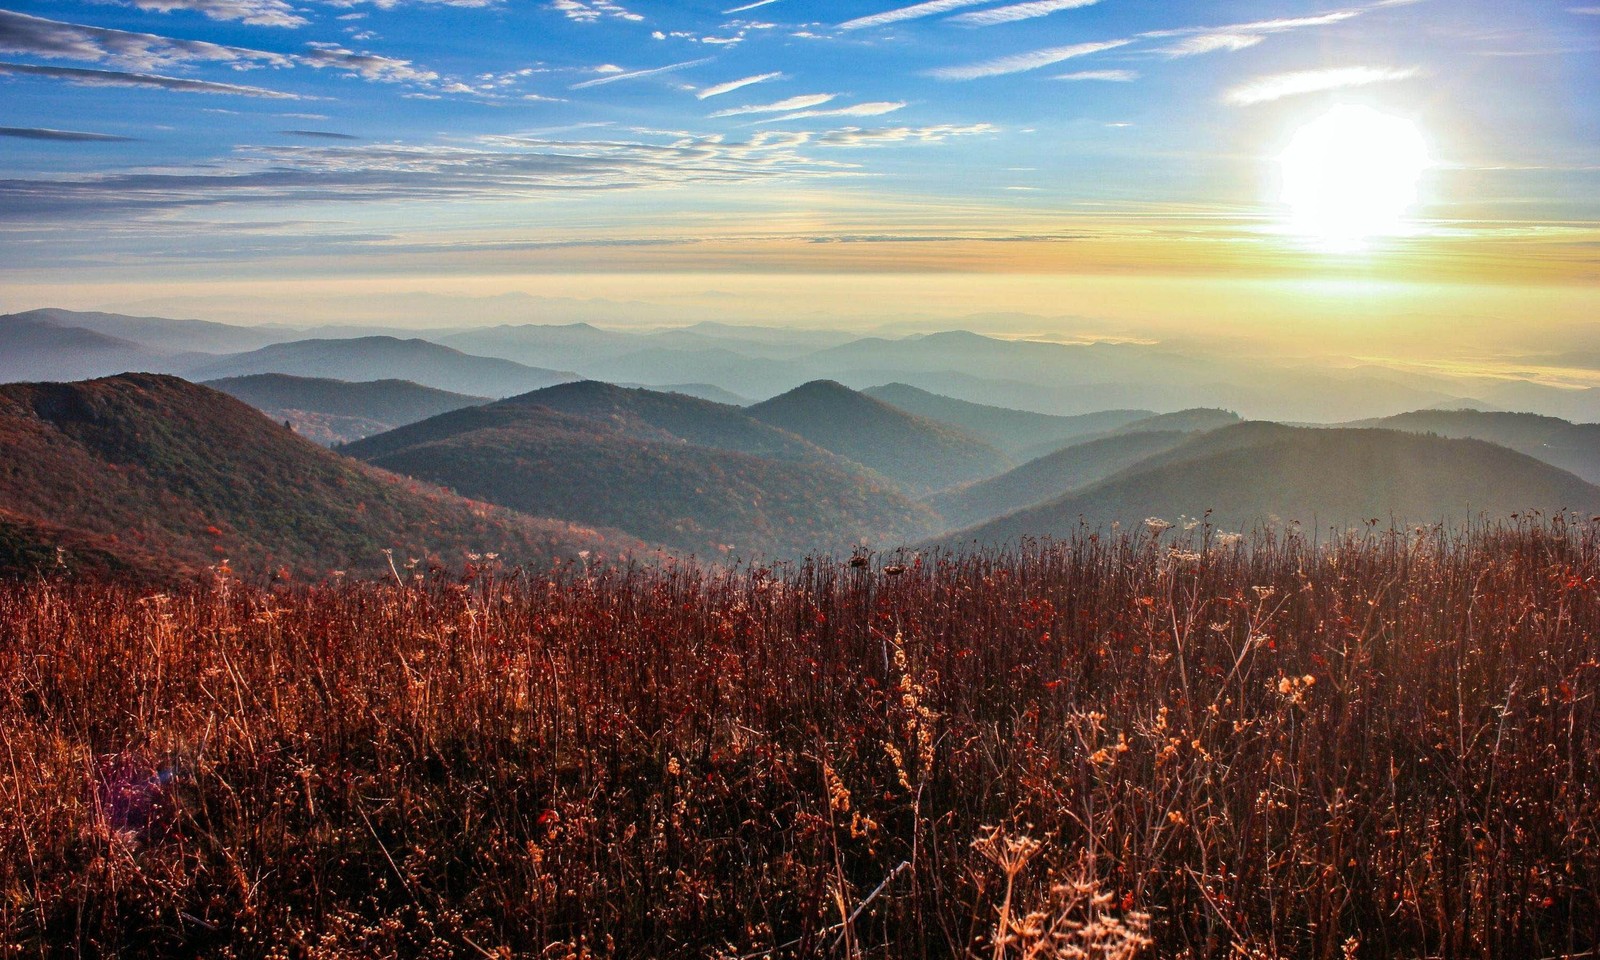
[746,380,1010,493]
[941,424,1600,548]
[863,382,1152,457]
[1346,408,1600,485]
[205,373,490,445]
[345,382,938,558]
[931,431,1190,530]
[184,336,578,398]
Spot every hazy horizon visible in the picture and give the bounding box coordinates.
[1,0,1595,356]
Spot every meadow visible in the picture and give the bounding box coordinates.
[2,520,1597,958]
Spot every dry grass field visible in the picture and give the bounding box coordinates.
[2,521,1597,958]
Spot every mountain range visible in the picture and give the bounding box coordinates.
[343,381,937,558]
[940,423,1600,548]
[5,307,1600,580]
[0,374,635,581]
[205,373,490,445]
[746,380,1010,493]
[9,307,1598,423]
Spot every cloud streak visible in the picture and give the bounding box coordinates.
[0,125,138,142]
[0,133,862,220]
[569,58,711,89]
[115,0,309,28]
[838,0,987,31]
[929,39,1131,80]
[948,0,1103,27]
[760,101,905,122]
[696,70,781,99]
[710,93,834,117]
[0,60,301,97]
[0,9,295,71]
[1054,69,1137,81]
[1224,65,1420,105]
[814,123,995,146]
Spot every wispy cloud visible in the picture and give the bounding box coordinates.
[1150,10,1364,57]
[723,0,782,11]
[0,60,301,98]
[814,123,995,146]
[710,93,834,117]
[569,58,710,89]
[839,0,987,31]
[0,10,454,88]
[929,38,1131,80]
[1224,65,1420,105]
[0,125,138,142]
[0,9,294,71]
[948,0,1104,28]
[1054,69,1137,81]
[111,0,309,28]
[1158,33,1263,56]
[760,100,905,122]
[1146,10,1364,40]
[279,129,361,139]
[549,0,643,23]
[301,43,437,82]
[696,71,781,99]
[0,133,859,219]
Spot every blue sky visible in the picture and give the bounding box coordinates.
[0,0,1596,330]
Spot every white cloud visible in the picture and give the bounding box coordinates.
[0,60,300,97]
[549,0,643,23]
[839,0,987,31]
[710,93,834,117]
[814,123,995,146]
[1159,33,1263,56]
[116,0,308,28]
[1143,9,1366,58]
[696,71,782,99]
[761,100,905,122]
[1224,65,1420,105]
[1054,69,1137,81]
[929,38,1131,80]
[0,9,295,71]
[302,43,438,83]
[568,58,711,89]
[948,0,1103,27]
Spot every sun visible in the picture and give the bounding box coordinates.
[1279,105,1429,252]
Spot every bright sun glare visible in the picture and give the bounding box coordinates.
[1279,105,1429,252]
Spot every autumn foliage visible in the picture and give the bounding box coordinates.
[2,519,1597,958]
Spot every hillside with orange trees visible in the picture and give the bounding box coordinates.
[0,374,642,580]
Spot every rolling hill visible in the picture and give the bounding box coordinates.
[745,380,1010,493]
[930,431,1189,530]
[1116,408,1242,435]
[863,383,1152,457]
[1348,408,1600,485]
[182,337,577,398]
[0,374,638,581]
[941,424,1600,547]
[344,386,938,558]
[205,373,490,445]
